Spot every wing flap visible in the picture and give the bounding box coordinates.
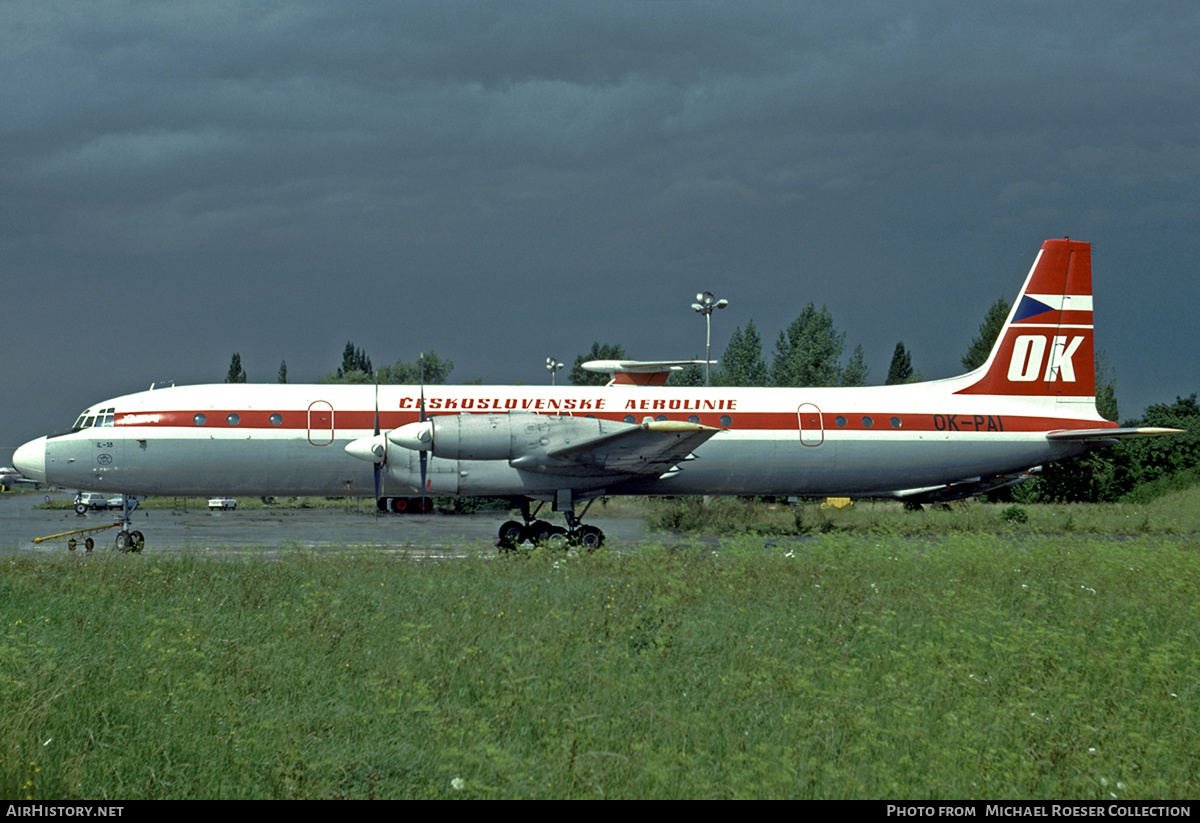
[543,420,722,477]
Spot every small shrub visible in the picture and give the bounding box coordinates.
[1002,505,1028,524]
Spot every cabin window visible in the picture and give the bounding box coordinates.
[861,416,874,428]
[687,415,700,424]
[720,415,732,428]
[269,413,283,426]
[194,414,207,426]
[891,417,902,429]
[655,415,667,422]
[227,413,240,426]
[834,416,847,428]
[624,415,636,424]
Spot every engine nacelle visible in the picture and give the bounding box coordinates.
[388,413,619,463]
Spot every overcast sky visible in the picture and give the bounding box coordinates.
[4,1,1198,457]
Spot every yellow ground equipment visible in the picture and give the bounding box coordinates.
[33,522,145,552]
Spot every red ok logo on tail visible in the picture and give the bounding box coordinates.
[958,239,1096,398]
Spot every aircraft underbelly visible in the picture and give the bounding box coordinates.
[615,435,1081,496]
[46,426,1084,500]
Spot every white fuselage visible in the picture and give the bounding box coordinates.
[16,379,1102,500]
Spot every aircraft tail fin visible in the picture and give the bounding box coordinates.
[956,238,1096,399]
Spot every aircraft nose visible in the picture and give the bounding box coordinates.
[13,436,48,484]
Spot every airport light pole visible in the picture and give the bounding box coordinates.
[546,357,564,386]
[690,291,728,387]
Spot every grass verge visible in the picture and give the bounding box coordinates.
[2,535,1198,799]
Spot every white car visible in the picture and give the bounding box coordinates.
[208,497,237,510]
[74,492,108,514]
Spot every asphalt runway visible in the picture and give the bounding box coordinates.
[0,492,660,557]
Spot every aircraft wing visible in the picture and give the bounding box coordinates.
[536,420,723,477]
[1046,427,1184,442]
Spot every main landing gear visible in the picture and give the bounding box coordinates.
[497,496,605,552]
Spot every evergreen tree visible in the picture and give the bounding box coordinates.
[570,342,626,386]
[885,342,913,385]
[961,297,1009,371]
[841,345,870,387]
[225,352,247,384]
[770,303,845,387]
[714,321,768,387]
[1094,351,1118,423]
[277,360,288,384]
[337,341,372,379]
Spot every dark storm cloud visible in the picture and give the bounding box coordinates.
[3,1,1198,455]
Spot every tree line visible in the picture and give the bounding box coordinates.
[224,343,454,387]
[571,297,1010,390]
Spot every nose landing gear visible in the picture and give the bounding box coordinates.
[114,495,145,552]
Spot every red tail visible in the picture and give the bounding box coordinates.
[957,239,1095,398]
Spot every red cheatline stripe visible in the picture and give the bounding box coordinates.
[113,409,1116,435]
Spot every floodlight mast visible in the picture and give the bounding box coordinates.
[690,291,727,387]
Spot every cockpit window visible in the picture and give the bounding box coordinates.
[72,408,116,430]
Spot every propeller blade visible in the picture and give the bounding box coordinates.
[373,381,381,499]
[419,353,427,506]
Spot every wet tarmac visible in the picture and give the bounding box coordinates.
[0,492,661,557]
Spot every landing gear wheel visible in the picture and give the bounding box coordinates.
[576,525,604,551]
[84,537,94,551]
[74,503,87,515]
[528,520,555,543]
[68,538,77,551]
[497,520,527,551]
[115,531,132,552]
[130,531,145,552]
[545,526,570,551]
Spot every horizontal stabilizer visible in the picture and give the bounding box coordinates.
[1046,427,1184,442]
[582,359,712,374]
[582,359,714,387]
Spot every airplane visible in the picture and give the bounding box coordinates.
[13,238,1180,551]
[1,466,41,489]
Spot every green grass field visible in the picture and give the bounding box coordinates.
[3,522,1199,799]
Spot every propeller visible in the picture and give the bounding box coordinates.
[419,353,428,510]
[373,378,386,510]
